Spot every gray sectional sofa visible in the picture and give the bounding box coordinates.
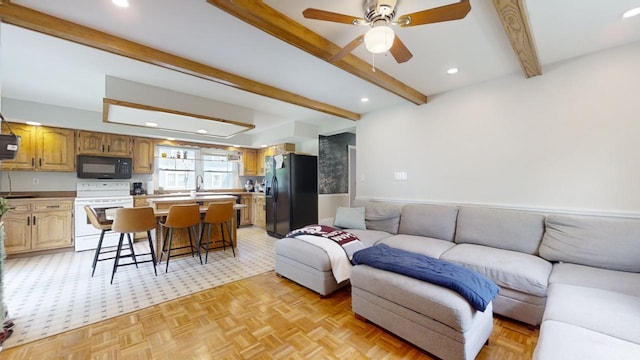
[274,200,640,359]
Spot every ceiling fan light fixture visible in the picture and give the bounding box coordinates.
[364,26,395,54]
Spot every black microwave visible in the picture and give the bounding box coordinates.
[77,155,132,179]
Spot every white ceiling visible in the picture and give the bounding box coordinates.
[2,0,639,145]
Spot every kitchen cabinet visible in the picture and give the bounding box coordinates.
[77,131,130,157]
[239,195,252,226]
[241,148,257,176]
[0,122,76,171]
[132,137,155,173]
[252,194,266,228]
[256,148,267,176]
[3,198,74,254]
[255,143,295,176]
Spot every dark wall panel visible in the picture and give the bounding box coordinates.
[319,133,355,194]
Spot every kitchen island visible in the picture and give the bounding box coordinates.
[145,194,241,260]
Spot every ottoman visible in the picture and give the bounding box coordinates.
[351,265,494,360]
[275,237,348,296]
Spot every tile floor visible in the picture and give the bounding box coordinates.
[2,226,277,349]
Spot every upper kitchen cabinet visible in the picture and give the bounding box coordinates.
[131,137,155,174]
[0,122,75,171]
[77,131,130,157]
[241,148,257,176]
[256,143,295,176]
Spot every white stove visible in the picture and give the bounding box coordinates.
[74,181,134,251]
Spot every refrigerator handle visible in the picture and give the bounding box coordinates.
[273,176,278,202]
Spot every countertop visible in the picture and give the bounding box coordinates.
[138,191,264,198]
[145,194,237,204]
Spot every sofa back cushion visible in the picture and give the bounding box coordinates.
[398,204,459,241]
[455,207,545,254]
[540,215,640,272]
[352,200,403,234]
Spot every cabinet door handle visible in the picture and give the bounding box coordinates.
[31,158,35,167]
[33,215,36,226]
[108,145,111,152]
[39,158,42,167]
[46,205,60,209]
[102,144,105,152]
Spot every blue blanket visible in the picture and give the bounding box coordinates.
[352,244,499,311]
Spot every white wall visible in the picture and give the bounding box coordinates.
[318,194,350,221]
[356,42,640,216]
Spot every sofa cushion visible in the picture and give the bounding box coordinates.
[334,206,366,229]
[440,244,552,297]
[454,207,545,255]
[351,265,488,332]
[544,283,640,344]
[540,214,640,272]
[275,237,331,271]
[534,320,640,360]
[378,234,456,260]
[398,204,458,241]
[352,200,403,234]
[343,229,393,247]
[549,263,640,298]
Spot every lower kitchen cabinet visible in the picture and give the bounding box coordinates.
[239,195,252,226]
[252,194,266,228]
[4,199,74,254]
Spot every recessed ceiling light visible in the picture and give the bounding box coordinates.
[447,68,459,75]
[26,121,41,126]
[196,129,207,134]
[166,137,175,141]
[145,122,158,127]
[261,145,268,148]
[361,97,369,102]
[623,7,640,18]
[112,0,129,8]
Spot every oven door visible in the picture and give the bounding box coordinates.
[74,196,133,252]
[75,204,122,237]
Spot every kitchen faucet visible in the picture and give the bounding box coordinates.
[196,175,204,192]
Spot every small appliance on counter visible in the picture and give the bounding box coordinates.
[133,182,144,195]
[244,179,254,192]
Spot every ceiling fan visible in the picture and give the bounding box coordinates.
[303,0,471,64]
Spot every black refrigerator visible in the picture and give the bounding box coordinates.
[265,153,318,238]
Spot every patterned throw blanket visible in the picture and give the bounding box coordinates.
[286,225,364,260]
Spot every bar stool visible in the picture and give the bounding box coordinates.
[110,207,159,284]
[84,205,116,277]
[159,204,201,273]
[198,201,236,264]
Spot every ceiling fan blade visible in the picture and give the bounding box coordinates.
[303,8,365,25]
[397,0,471,27]
[389,36,413,63]
[329,35,364,62]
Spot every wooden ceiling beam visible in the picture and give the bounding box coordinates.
[492,0,542,78]
[207,0,428,105]
[0,2,361,120]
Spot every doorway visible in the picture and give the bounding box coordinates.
[348,145,356,206]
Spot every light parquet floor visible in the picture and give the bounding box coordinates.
[2,271,539,359]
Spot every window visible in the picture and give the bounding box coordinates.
[156,146,238,191]
[203,154,236,189]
